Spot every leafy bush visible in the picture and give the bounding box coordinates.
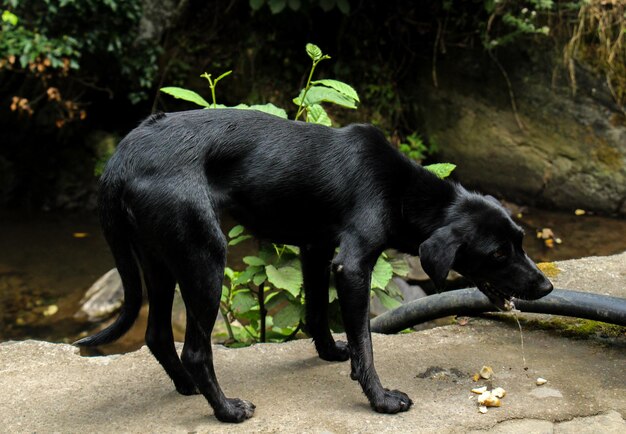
[220,227,410,344]
[1,0,158,126]
[161,43,358,126]
[249,0,351,15]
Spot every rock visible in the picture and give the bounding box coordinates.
[2,253,625,432]
[136,0,188,43]
[547,251,626,298]
[2,319,625,432]
[370,276,427,316]
[556,411,626,434]
[414,52,626,215]
[75,268,123,322]
[406,256,464,288]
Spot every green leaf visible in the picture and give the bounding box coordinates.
[311,79,360,102]
[253,272,267,286]
[372,287,402,310]
[288,0,301,10]
[215,70,233,82]
[228,235,252,246]
[249,0,265,10]
[228,225,245,238]
[384,278,404,300]
[264,291,279,304]
[224,267,235,280]
[232,265,263,286]
[389,257,410,277]
[424,163,456,179]
[265,290,290,311]
[306,43,323,61]
[293,86,358,109]
[306,104,332,126]
[248,103,288,119]
[371,256,394,290]
[273,303,303,328]
[265,265,303,297]
[268,0,286,13]
[2,10,18,25]
[258,244,277,264]
[284,245,300,255]
[160,87,210,107]
[336,0,350,14]
[243,256,266,266]
[232,290,257,314]
[328,286,338,303]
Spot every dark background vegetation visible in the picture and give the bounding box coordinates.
[1,0,624,210]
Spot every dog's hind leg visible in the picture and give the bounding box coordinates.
[171,201,255,423]
[301,243,349,362]
[138,252,198,396]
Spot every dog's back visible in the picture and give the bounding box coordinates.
[101,109,414,244]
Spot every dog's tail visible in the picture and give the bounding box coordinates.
[74,187,143,347]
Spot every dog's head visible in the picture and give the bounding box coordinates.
[419,191,553,309]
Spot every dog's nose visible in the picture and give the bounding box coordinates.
[538,279,553,296]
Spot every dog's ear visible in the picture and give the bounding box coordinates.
[419,226,462,290]
[485,195,501,206]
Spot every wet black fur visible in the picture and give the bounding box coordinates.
[75,109,552,422]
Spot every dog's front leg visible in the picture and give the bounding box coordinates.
[332,240,413,414]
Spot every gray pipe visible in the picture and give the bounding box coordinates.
[370,288,626,334]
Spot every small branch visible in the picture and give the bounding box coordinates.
[284,321,302,341]
[69,76,114,99]
[295,60,318,120]
[220,307,235,342]
[432,19,442,88]
[258,283,266,343]
[488,49,526,133]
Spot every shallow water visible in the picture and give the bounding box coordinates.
[0,207,625,346]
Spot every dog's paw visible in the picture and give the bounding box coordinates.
[214,398,256,423]
[371,389,413,414]
[318,340,350,362]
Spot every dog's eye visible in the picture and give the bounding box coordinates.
[491,248,507,260]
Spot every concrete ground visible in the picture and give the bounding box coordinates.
[1,253,625,433]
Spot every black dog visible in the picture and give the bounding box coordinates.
[75,109,553,422]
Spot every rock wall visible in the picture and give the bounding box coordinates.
[414,54,626,215]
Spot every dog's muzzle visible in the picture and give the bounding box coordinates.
[477,277,553,311]
[476,281,515,311]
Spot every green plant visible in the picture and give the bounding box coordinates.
[482,0,553,49]
[0,10,79,70]
[1,9,81,121]
[1,0,158,124]
[160,70,288,119]
[249,0,351,15]
[398,133,430,162]
[220,230,305,344]
[293,43,359,125]
[160,43,358,127]
[564,0,626,110]
[219,226,410,345]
